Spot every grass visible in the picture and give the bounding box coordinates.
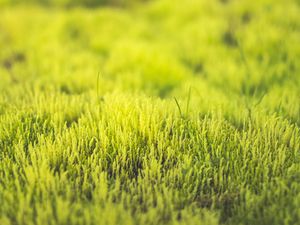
[0,0,299,224]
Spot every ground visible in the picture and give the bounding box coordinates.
[0,0,299,225]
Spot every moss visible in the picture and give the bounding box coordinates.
[0,0,299,225]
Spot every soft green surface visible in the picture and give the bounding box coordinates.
[0,0,299,225]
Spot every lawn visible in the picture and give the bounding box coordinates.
[0,0,299,225]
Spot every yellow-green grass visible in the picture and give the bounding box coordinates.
[0,0,299,225]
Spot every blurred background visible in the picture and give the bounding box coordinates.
[1,0,147,7]
[0,0,299,117]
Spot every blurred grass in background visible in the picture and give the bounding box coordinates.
[0,0,147,7]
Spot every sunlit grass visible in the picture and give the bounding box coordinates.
[0,0,299,224]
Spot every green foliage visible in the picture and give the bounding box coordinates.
[0,0,299,225]
[0,0,145,7]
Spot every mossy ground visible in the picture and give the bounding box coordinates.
[0,0,299,225]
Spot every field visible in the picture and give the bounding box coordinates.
[0,0,299,224]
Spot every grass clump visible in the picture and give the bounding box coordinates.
[0,0,299,225]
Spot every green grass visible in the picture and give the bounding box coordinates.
[0,0,299,224]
